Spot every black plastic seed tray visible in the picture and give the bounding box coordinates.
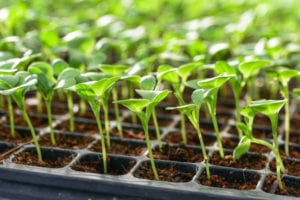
[0,101,299,200]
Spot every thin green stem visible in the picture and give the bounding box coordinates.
[36,92,43,113]
[0,95,4,109]
[21,108,42,161]
[129,84,137,124]
[233,90,243,138]
[7,96,15,138]
[67,91,74,132]
[79,98,87,116]
[180,113,187,144]
[152,109,162,150]
[112,88,123,137]
[140,114,159,180]
[92,104,107,174]
[211,113,224,158]
[46,99,56,145]
[284,97,290,156]
[102,100,111,149]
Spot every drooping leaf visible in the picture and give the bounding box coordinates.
[233,136,251,160]
[91,76,119,97]
[191,89,210,105]
[177,63,199,80]
[238,60,270,82]
[99,64,129,76]
[215,61,236,75]
[75,83,95,102]
[55,68,81,89]
[198,74,234,89]
[136,89,170,104]
[113,99,150,113]
[140,75,156,90]
[156,65,179,84]
[249,99,286,116]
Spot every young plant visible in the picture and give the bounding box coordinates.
[28,61,57,145]
[99,64,130,137]
[114,89,170,180]
[266,67,299,156]
[0,72,42,160]
[55,67,81,132]
[198,74,234,158]
[234,99,286,190]
[74,76,119,174]
[166,89,211,180]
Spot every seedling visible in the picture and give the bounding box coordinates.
[114,89,170,180]
[74,76,119,174]
[0,72,42,160]
[167,89,211,180]
[234,99,286,190]
[266,67,299,156]
[28,62,57,145]
[198,74,234,158]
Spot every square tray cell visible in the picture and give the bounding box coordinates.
[12,146,76,168]
[133,160,197,182]
[71,153,136,175]
[198,166,261,190]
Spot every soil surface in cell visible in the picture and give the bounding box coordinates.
[55,120,98,135]
[71,157,136,175]
[134,162,194,182]
[0,126,32,143]
[279,145,300,160]
[269,158,300,177]
[222,137,271,153]
[26,103,67,116]
[209,151,267,170]
[89,140,147,156]
[12,151,74,168]
[39,134,94,150]
[152,143,203,163]
[199,174,259,190]
[262,174,300,197]
[123,115,173,127]
[163,131,216,146]
[4,115,48,128]
[110,127,156,140]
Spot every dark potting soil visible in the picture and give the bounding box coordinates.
[110,127,156,140]
[55,120,98,135]
[199,174,259,190]
[227,125,273,140]
[209,151,267,170]
[39,134,95,150]
[123,115,173,127]
[279,145,300,160]
[133,162,194,182]
[222,137,271,153]
[262,174,300,197]
[0,126,32,143]
[288,131,300,144]
[290,112,300,131]
[12,151,74,168]
[151,143,203,163]
[25,103,68,116]
[5,115,49,128]
[71,157,136,175]
[163,131,216,146]
[89,140,147,156]
[177,120,225,133]
[269,158,300,177]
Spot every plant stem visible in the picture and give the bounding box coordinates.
[284,97,290,156]
[180,113,187,144]
[211,113,224,158]
[79,98,86,116]
[45,99,56,145]
[233,90,243,138]
[7,96,15,138]
[36,92,43,113]
[152,109,162,150]
[66,91,75,132]
[140,114,159,180]
[21,108,42,161]
[129,84,137,124]
[92,104,107,174]
[102,100,111,149]
[195,124,210,179]
[112,88,123,137]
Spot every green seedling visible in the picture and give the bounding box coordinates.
[198,74,234,158]
[0,72,42,160]
[74,76,119,174]
[114,89,170,180]
[266,68,299,156]
[99,64,130,137]
[234,99,286,190]
[28,62,57,145]
[55,67,81,132]
[167,89,211,180]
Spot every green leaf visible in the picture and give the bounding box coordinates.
[52,59,69,76]
[267,68,298,87]
[75,83,95,102]
[166,104,196,115]
[136,89,170,104]
[177,63,199,80]
[28,62,56,90]
[140,75,156,90]
[249,99,286,116]
[156,65,179,83]
[191,89,210,105]
[56,68,81,89]
[185,79,201,89]
[121,75,141,85]
[237,122,251,138]
[198,74,234,89]
[215,61,236,75]
[99,64,129,76]
[238,60,270,81]
[113,99,150,113]
[91,76,119,97]
[0,75,19,89]
[233,136,251,160]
